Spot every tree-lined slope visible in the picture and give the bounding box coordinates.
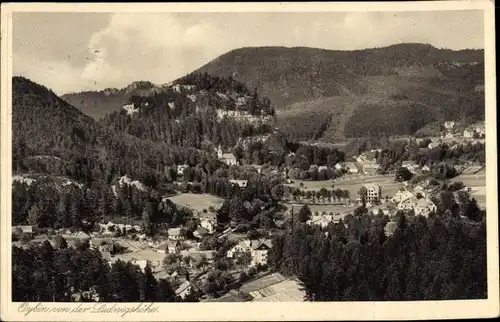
[195,44,484,140]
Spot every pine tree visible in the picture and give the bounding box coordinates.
[142,265,158,301]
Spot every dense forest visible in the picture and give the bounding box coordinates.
[268,205,486,300]
[196,44,483,108]
[12,76,227,188]
[99,73,275,150]
[12,241,193,302]
[344,101,437,137]
[195,44,484,141]
[233,138,345,168]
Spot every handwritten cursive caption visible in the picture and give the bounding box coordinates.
[18,302,160,317]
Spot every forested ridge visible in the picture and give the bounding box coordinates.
[100,72,275,150]
[13,76,226,188]
[196,44,484,141]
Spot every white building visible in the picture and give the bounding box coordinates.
[362,183,382,203]
[157,240,181,254]
[199,212,217,234]
[360,161,380,175]
[177,164,189,176]
[344,162,359,174]
[229,179,248,188]
[167,228,186,241]
[464,129,474,138]
[397,197,437,217]
[175,281,193,299]
[122,103,139,115]
[227,239,273,267]
[414,198,437,217]
[444,121,455,130]
[217,145,238,166]
[306,214,343,228]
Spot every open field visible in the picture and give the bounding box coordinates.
[240,273,285,294]
[167,193,225,213]
[113,248,165,265]
[451,172,486,208]
[286,174,404,199]
[115,239,148,252]
[252,279,305,302]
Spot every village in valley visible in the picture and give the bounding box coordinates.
[12,116,486,301]
[10,10,488,304]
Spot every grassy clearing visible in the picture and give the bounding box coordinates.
[167,193,225,213]
[451,172,486,208]
[286,174,404,199]
[113,249,166,264]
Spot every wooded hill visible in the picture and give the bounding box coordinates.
[99,72,276,150]
[12,76,224,188]
[195,44,484,140]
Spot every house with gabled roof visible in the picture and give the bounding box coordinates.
[168,228,186,241]
[175,281,194,299]
[227,239,273,267]
[229,179,248,188]
[12,225,34,237]
[217,145,238,166]
[397,196,436,217]
[157,240,182,254]
[199,211,217,234]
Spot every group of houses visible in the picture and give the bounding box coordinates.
[306,213,346,228]
[463,122,486,139]
[154,209,220,254]
[330,150,382,175]
[439,120,486,140]
[98,221,142,236]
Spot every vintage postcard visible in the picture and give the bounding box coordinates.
[1,1,498,321]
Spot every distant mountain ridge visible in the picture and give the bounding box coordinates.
[61,80,166,120]
[195,43,484,140]
[195,44,483,108]
[62,43,484,140]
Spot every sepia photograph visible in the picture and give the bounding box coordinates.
[1,1,498,321]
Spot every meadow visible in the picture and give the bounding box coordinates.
[167,193,225,213]
[286,174,404,199]
[451,171,487,208]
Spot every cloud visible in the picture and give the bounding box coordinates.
[79,13,228,90]
[14,53,93,95]
[13,11,484,94]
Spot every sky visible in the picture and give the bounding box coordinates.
[12,11,484,95]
